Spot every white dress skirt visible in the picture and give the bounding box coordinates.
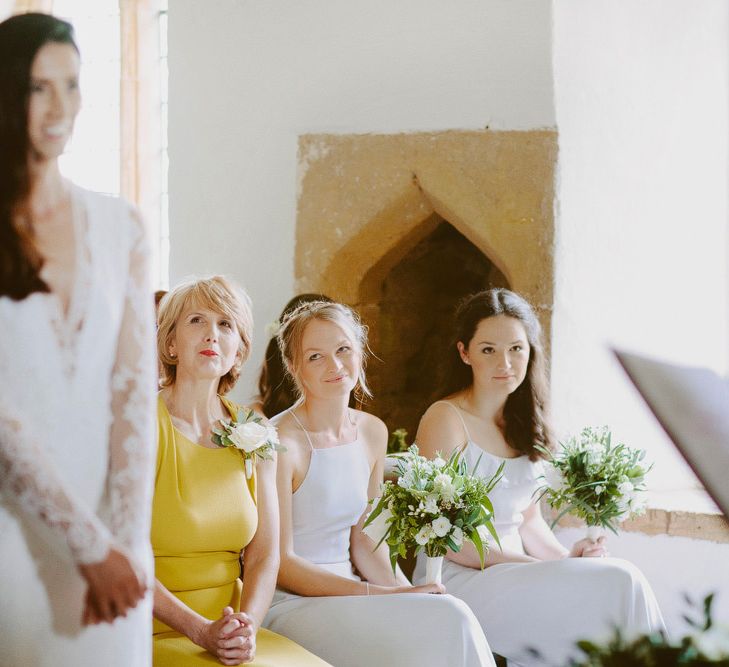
[263,414,496,667]
[412,403,666,667]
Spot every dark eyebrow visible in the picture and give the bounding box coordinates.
[476,340,526,345]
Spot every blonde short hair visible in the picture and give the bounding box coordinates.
[277,300,372,402]
[157,276,253,395]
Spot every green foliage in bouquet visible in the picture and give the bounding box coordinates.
[387,428,409,454]
[567,594,729,666]
[535,426,651,534]
[363,445,503,571]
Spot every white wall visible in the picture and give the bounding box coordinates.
[168,0,555,402]
[552,0,729,491]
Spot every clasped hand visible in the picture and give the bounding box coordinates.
[79,545,148,625]
[570,535,609,558]
[194,606,257,665]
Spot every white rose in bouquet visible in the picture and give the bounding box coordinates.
[543,464,567,492]
[431,516,452,537]
[433,473,456,503]
[617,480,634,496]
[450,525,464,547]
[398,467,416,489]
[422,494,439,515]
[415,525,434,545]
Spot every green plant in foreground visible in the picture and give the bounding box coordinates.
[565,594,729,666]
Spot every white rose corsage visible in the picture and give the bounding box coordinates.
[212,408,285,478]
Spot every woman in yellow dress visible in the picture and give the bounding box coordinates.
[152,275,329,666]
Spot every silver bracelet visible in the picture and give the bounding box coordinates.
[365,581,370,596]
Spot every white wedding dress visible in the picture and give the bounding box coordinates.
[413,402,666,667]
[263,411,496,667]
[0,185,156,666]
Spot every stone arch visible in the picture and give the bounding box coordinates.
[360,216,510,439]
[294,130,557,432]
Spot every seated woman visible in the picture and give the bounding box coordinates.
[413,288,666,667]
[263,300,496,667]
[152,276,329,666]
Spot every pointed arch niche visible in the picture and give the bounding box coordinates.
[295,130,557,437]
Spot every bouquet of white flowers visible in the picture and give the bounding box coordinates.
[212,408,284,478]
[363,445,503,583]
[536,425,651,537]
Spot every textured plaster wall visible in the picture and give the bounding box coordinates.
[167,0,555,402]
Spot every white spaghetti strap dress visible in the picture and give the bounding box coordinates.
[263,411,496,667]
[413,402,666,667]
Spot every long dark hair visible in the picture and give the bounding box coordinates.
[0,13,78,300]
[256,294,334,418]
[442,288,554,460]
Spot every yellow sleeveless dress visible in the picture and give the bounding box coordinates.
[152,395,329,666]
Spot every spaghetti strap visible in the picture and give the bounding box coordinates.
[433,400,472,443]
[289,409,315,451]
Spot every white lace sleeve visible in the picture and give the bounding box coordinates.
[0,407,113,564]
[106,206,156,551]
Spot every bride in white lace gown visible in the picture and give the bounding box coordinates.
[413,289,665,667]
[0,14,155,666]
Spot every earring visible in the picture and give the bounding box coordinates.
[170,352,176,359]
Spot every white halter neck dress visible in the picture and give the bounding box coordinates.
[413,402,666,667]
[263,410,496,667]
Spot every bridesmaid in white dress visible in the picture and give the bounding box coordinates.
[413,288,665,667]
[263,301,496,667]
[0,14,155,666]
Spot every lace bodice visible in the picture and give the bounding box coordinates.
[0,185,156,566]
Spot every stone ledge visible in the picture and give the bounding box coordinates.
[549,507,729,544]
